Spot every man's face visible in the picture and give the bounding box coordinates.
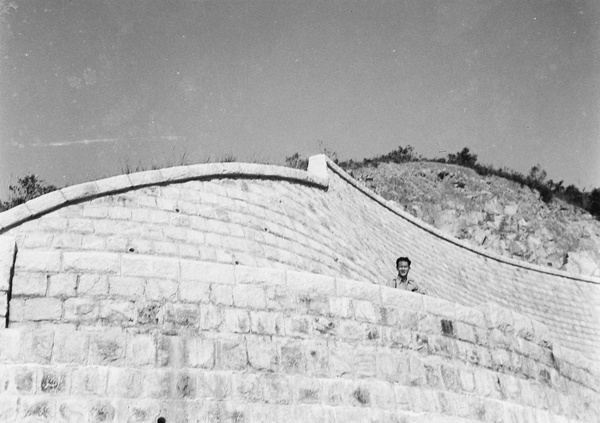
[397,261,410,277]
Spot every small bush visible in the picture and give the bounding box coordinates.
[285,153,308,170]
[1,175,57,210]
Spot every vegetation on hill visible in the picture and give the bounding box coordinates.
[0,175,57,212]
[287,146,600,220]
[1,147,598,221]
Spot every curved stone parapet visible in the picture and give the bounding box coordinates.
[0,156,599,421]
[0,264,598,422]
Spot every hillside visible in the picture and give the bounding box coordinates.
[349,161,600,277]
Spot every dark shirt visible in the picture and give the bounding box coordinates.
[387,277,423,294]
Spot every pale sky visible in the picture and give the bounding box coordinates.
[1,0,599,199]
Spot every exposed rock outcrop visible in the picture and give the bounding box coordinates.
[352,162,600,277]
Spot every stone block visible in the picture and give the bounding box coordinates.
[211,284,234,306]
[15,250,61,272]
[304,341,329,377]
[164,226,188,241]
[459,368,475,392]
[353,300,379,323]
[22,232,53,248]
[235,265,285,285]
[328,340,355,378]
[156,335,186,368]
[380,286,424,311]
[454,322,477,343]
[498,373,521,401]
[56,398,89,423]
[454,303,486,327]
[0,396,18,422]
[53,329,90,364]
[423,295,456,318]
[478,302,514,333]
[223,308,250,333]
[0,236,16,292]
[261,374,292,404]
[186,337,215,369]
[265,285,296,310]
[78,274,109,297]
[365,380,395,410]
[62,251,120,274]
[0,329,23,363]
[23,328,54,364]
[122,255,180,279]
[232,373,263,402]
[180,280,211,303]
[60,181,99,202]
[297,292,329,316]
[22,297,62,321]
[250,310,284,335]
[107,367,144,398]
[440,364,461,392]
[292,377,323,405]
[109,275,145,298]
[200,305,224,330]
[0,204,32,230]
[8,298,24,322]
[141,369,172,399]
[336,278,380,302]
[51,233,84,250]
[286,270,335,296]
[40,367,69,394]
[284,315,312,338]
[11,273,48,297]
[197,371,232,400]
[180,260,235,283]
[247,336,279,371]
[127,334,156,367]
[38,216,68,231]
[417,314,441,334]
[232,284,267,309]
[47,274,78,297]
[531,318,554,349]
[88,329,127,366]
[67,217,95,233]
[328,297,353,319]
[99,300,135,325]
[145,278,178,301]
[376,351,408,383]
[351,348,374,378]
[5,366,36,394]
[169,370,196,400]
[0,293,6,318]
[63,298,99,323]
[217,337,247,371]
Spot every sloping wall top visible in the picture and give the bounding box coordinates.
[1,156,599,362]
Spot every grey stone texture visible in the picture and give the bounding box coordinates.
[0,158,599,421]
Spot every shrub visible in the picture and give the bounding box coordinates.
[1,174,57,210]
[285,153,308,170]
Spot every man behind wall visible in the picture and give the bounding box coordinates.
[387,257,425,294]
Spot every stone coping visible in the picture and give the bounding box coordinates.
[0,162,328,234]
[319,155,600,285]
[1,155,598,286]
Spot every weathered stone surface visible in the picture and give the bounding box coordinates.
[0,159,598,422]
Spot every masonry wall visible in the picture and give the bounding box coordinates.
[1,158,599,361]
[1,263,599,422]
[0,157,599,422]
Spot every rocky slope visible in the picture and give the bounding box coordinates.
[350,161,600,277]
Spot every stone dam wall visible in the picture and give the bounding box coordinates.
[0,155,599,422]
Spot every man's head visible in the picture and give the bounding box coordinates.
[396,257,411,278]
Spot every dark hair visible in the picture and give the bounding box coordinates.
[396,257,411,267]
